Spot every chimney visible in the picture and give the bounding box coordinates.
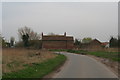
[64,32,66,37]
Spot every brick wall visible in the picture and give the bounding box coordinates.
[42,40,67,49]
[42,40,74,49]
[66,41,74,49]
[42,33,74,49]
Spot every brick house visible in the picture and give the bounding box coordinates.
[42,32,74,49]
[81,39,103,51]
[101,42,109,48]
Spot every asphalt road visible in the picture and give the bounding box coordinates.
[53,52,118,78]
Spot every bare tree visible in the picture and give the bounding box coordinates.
[22,33,29,47]
[18,26,41,41]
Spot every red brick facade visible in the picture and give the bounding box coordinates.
[42,33,74,49]
[81,39,103,51]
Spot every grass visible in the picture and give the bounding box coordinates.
[49,49,68,52]
[67,49,87,54]
[2,54,66,78]
[49,49,120,62]
[67,50,120,62]
[87,51,120,62]
[3,48,57,73]
[49,49,87,54]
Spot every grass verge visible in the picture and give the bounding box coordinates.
[49,49,120,62]
[2,54,66,78]
[67,49,120,62]
[49,49,68,52]
[87,51,120,62]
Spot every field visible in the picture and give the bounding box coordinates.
[2,48,57,74]
[2,48,66,78]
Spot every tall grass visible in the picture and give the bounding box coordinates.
[3,48,57,73]
[2,54,66,78]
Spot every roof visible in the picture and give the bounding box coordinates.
[90,39,102,44]
[81,39,102,45]
[42,35,73,41]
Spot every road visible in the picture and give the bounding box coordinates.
[53,52,118,78]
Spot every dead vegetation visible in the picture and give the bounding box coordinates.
[2,48,57,73]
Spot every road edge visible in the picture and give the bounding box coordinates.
[42,54,68,79]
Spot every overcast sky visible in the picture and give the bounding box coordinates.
[2,2,118,42]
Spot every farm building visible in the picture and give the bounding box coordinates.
[101,42,109,48]
[42,32,74,49]
[81,39,103,51]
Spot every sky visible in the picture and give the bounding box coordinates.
[1,2,118,42]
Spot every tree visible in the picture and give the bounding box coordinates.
[17,26,42,48]
[0,34,6,47]
[0,35,10,48]
[10,37,15,47]
[118,36,120,48]
[2,38,6,47]
[109,37,118,48]
[0,34,2,47]
[0,34,3,47]
[22,33,29,47]
[18,26,41,41]
[82,37,92,43]
[74,38,81,45]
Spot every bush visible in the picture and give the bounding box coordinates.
[49,49,67,52]
[15,41,24,48]
[15,40,42,49]
[67,49,88,54]
[29,40,42,49]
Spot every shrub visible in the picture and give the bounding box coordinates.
[15,40,42,49]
